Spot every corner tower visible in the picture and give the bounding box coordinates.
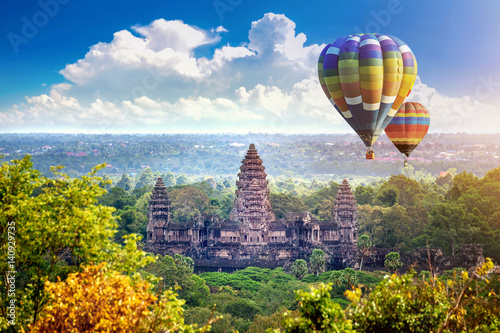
[146,177,172,243]
[333,179,358,243]
[230,144,275,235]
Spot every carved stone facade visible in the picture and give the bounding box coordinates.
[229,143,275,234]
[145,144,359,270]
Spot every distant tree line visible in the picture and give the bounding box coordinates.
[2,133,500,180]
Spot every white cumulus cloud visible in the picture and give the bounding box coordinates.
[2,13,497,134]
[409,77,499,133]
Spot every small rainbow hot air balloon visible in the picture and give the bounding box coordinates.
[385,102,430,166]
[318,33,417,159]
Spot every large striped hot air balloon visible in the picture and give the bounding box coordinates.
[385,102,430,166]
[318,33,417,159]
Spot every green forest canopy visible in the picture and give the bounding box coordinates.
[1,156,499,332]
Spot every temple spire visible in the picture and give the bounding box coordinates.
[146,177,172,242]
[229,144,275,230]
[334,179,357,220]
[333,179,358,243]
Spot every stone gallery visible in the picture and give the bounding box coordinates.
[145,144,359,270]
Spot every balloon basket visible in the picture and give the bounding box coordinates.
[366,151,375,160]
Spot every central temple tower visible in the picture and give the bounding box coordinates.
[229,144,275,240]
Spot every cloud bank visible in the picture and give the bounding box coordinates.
[2,13,497,133]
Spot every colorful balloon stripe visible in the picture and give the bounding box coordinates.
[385,102,430,157]
[318,33,417,148]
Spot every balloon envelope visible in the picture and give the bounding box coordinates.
[385,102,430,157]
[318,33,417,148]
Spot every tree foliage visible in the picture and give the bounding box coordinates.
[354,185,374,205]
[302,181,340,210]
[143,254,209,308]
[248,308,292,333]
[270,193,307,219]
[309,249,326,276]
[199,271,262,294]
[174,253,195,270]
[169,186,216,222]
[185,307,231,333]
[357,234,372,270]
[384,252,403,272]
[0,156,154,331]
[31,263,205,333]
[115,173,134,192]
[280,283,355,333]
[347,258,499,332]
[135,167,155,190]
[436,172,453,188]
[291,259,308,280]
[375,175,425,207]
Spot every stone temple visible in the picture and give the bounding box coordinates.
[145,144,359,270]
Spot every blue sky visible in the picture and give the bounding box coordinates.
[1,0,500,133]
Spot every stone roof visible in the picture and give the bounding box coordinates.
[319,222,338,229]
[166,224,191,230]
[269,221,288,231]
[220,221,240,230]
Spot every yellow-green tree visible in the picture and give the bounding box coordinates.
[346,259,499,332]
[0,156,154,331]
[248,308,293,333]
[280,283,355,333]
[31,263,204,333]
